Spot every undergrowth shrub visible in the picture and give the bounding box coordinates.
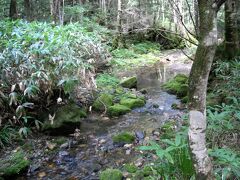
[0,20,109,137]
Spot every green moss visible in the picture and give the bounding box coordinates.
[124,164,138,173]
[100,169,123,180]
[42,103,86,135]
[93,94,114,111]
[96,74,120,87]
[120,97,145,109]
[163,74,188,98]
[108,104,131,117]
[0,151,30,177]
[112,132,135,144]
[119,76,137,89]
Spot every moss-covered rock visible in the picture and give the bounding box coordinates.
[100,169,123,180]
[42,103,86,135]
[93,94,114,111]
[108,104,131,116]
[163,74,188,98]
[124,164,138,173]
[119,76,137,89]
[0,151,30,178]
[112,132,135,144]
[120,97,145,109]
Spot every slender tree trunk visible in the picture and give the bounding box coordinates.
[114,0,125,48]
[188,0,225,179]
[9,0,18,19]
[50,0,64,24]
[225,0,239,59]
[194,0,200,37]
[24,0,32,21]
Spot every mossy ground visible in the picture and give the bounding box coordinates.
[120,97,145,109]
[0,151,30,177]
[163,74,188,101]
[112,132,135,144]
[119,76,137,89]
[100,169,123,180]
[108,104,131,117]
[93,94,114,111]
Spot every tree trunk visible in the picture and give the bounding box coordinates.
[194,0,200,37]
[225,0,239,59]
[50,0,64,24]
[9,0,18,19]
[114,0,125,48]
[188,0,224,179]
[24,0,32,21]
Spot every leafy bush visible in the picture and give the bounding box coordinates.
[0,20,108,133]
[209,148,240,179]
[139,129,195,179]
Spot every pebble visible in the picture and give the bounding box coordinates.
[126,149,131,155]
[153,131,160,137]
[99,139,106,144]
[134,158,145,167]
[123,144,133,149]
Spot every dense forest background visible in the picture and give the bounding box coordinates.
[0,0,240,179]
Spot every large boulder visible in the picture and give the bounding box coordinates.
[120,97,145,109]
[119,76,137,89]
[0,151,30,178]
[93,94,114,111]
[108,104,131,117]
[42,103,87,135]
[163,74,188,98]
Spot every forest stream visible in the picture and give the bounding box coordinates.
[17,50,192,180]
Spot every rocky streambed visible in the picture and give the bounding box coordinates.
[0,49,192,180]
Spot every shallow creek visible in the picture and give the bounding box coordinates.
[23,50,192,180]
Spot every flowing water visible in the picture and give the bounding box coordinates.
[23,50,192,180]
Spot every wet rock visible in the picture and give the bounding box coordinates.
[139,88,148,94]
[135,131,145,141]
[108,104,131,117]
[42,103,86,135]
[119,76,137,89]
[152,103,159,108]
[93,94,113,111]
[100,169,123,180]
[0,151,30,177]
[120,98,145,109]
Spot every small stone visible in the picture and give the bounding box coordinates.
[134,158,145,167]
[99,139,107,144]
[46,141,57,150]
[126,149,131,155]
[153,131,160,137]
[123,144,133,149]
[102,117,110,121]
[38,172,46,178]
[60,142,69,149]
[152,104,159,108]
